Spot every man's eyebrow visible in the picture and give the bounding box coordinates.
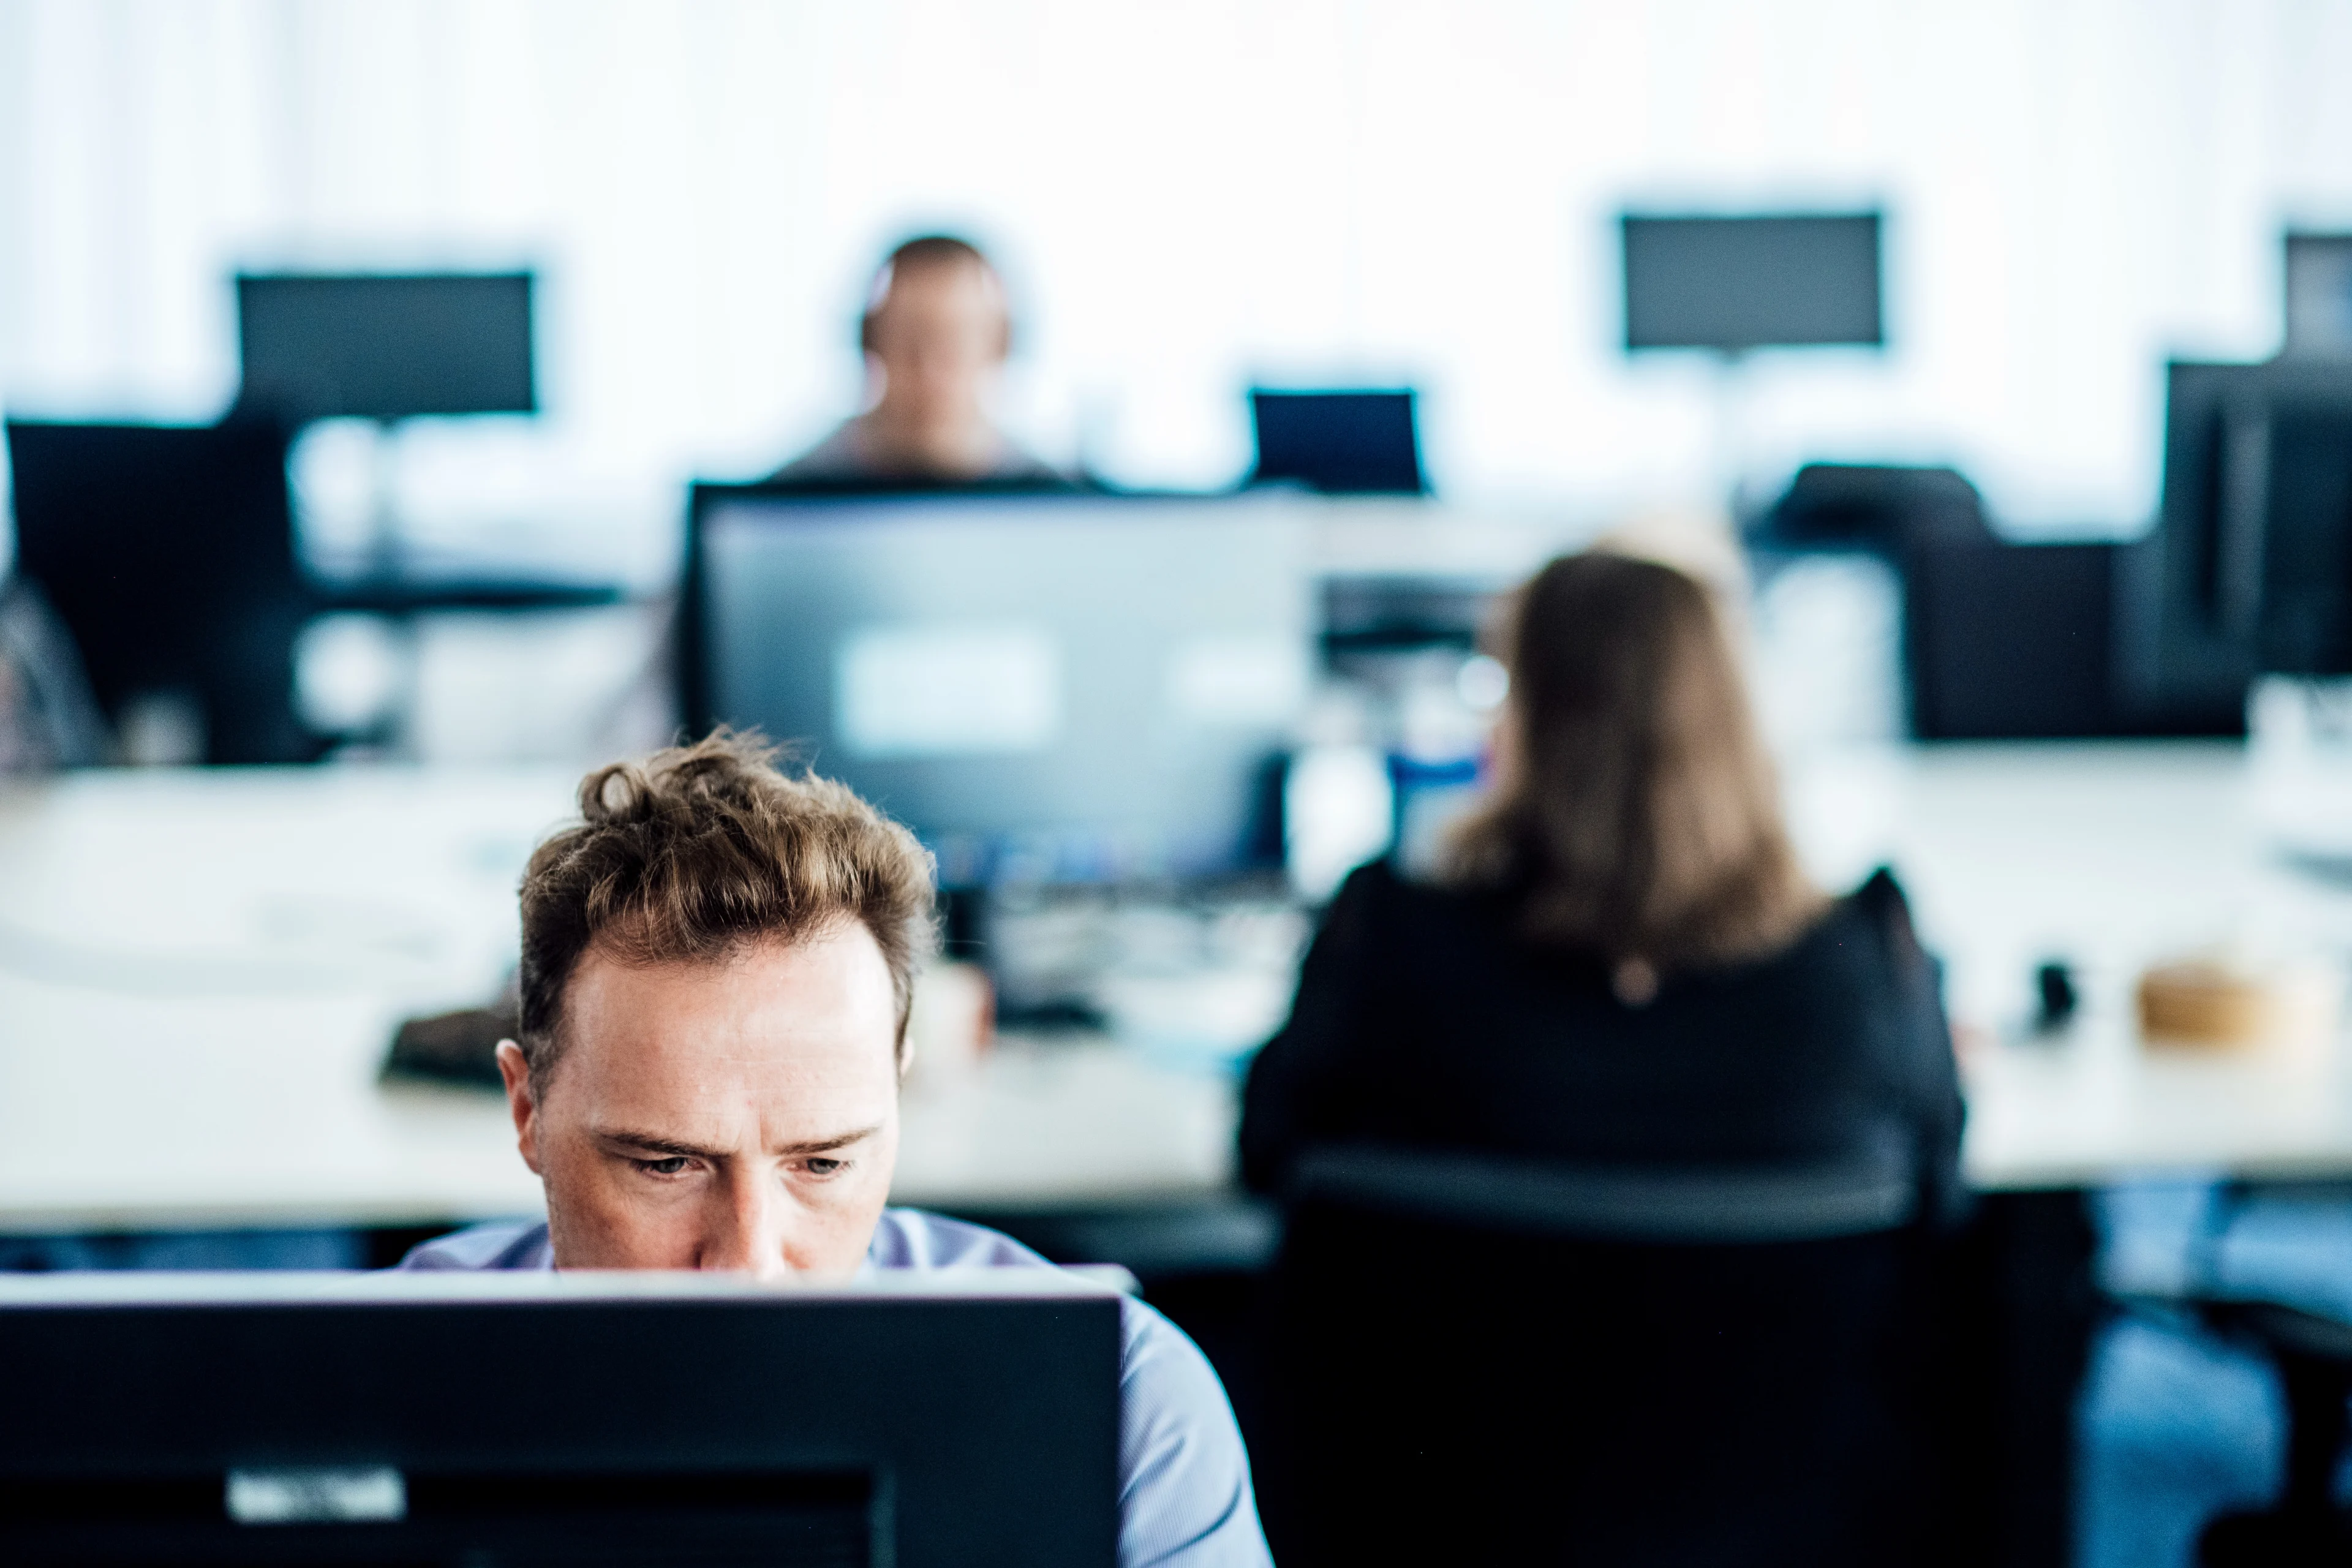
[590,1126,883,1159]
[591,1128,725,1160]
[772,1125,883,1157]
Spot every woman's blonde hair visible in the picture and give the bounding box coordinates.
[1445,551,1821,982]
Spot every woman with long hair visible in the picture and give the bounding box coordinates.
[1241,550,1963,1219]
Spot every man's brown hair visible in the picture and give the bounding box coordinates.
[515,730,937,1095]
[1446,552,1822,984]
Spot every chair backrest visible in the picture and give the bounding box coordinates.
[1286,1142,1917,1242]
[1757,462,1991,553]
[1262,1144,1953,1568]
[6,420,314,764]
[1902,539,2122,740]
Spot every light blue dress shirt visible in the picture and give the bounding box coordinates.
[401,1208,1272,1568]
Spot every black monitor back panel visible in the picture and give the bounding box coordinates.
[1622,213,1883,352]
[0,1287,1120,1568]
[236,273,536,423]
[1249,389,1425,494]
[4,419,314,763]
[2140,360,2352,708]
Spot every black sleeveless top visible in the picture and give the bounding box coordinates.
[1240,860,1967,1224]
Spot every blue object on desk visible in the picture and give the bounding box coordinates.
[1248,390,1425,495]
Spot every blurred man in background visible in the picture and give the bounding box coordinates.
[772,234,1061,485]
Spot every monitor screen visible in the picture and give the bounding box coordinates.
[2152,360,2352,680]
[0,1272,1120,1568]
[1250,390,1425,494]
[236,273,537,422]
[1621,214,1883,352]
[2285,233,2352,358]
[685,491,1314,884]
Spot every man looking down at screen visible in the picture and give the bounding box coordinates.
[400,732,1269,1567]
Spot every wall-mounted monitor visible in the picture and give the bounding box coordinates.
[236,272,536,423]
[1621,213,1883,353]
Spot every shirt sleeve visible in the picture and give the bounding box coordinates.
[393,1221,551,1270]
[1114,1299,1273,1568]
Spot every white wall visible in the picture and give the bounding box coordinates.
[7,0,2352,577]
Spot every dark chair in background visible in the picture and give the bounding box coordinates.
[6,419,317,764]
[1755,462,1993,554]
[1259,1144,1974,1568]
[1755,462,2245,739]
[2192,1298,2352,1566]
[1904,540,2122,740]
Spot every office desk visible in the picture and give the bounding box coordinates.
[6,744,2352,1236]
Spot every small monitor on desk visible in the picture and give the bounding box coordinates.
[0,1272,1120,1568]
[236,273,536,423]
[682,488,1314,885]
[1249,389,1426,494]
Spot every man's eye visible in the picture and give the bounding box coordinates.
[802,1157,846,1178]
[635,1156,690,1177]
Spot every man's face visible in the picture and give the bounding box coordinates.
[496,923,902,1280]
[867,258,1006,428]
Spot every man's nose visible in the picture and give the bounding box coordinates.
[698,1168,791,1280]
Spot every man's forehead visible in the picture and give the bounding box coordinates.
[880,257,1000,310]
[564,932,897,1057]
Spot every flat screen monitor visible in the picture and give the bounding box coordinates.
[2284,233,2352,358]
[236,273,537,423]
[0,1270,1120,1568]
[1250,390,1425,494]
[2143,360,2352,685]
[1621,213,1883,352]
[4,420,312,764]
[682,489,1314,884]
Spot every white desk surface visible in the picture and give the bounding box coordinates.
[8,743,2352,1235]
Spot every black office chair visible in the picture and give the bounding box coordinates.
[6,419,318,764]
[1754,462,1993,554]
[2190,1298,2352,1566]
[1261,1143,1966,1568]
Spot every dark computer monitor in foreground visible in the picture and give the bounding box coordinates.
[1249,389,1426,494]
[1621,213,1883,352]
[682,488,1315,885]
[0,1272,1119,1567]
[236,273,536,423]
